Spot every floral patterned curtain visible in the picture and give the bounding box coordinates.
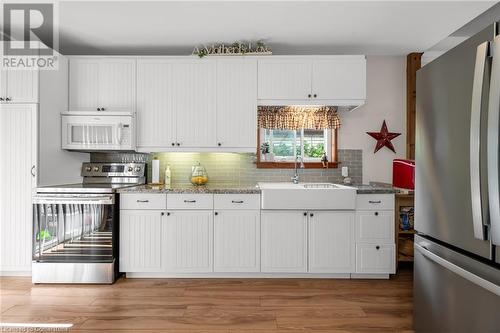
[257,106,340,130]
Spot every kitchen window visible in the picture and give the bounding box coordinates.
[257,128,338,168]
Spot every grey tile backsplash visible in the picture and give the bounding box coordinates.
[143,149,362,186]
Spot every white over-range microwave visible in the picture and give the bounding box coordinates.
[61,111,135,151]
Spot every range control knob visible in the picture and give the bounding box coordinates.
[93,166,99,172]
[135,167,141,172]
[85,166,92,172]
[128,166,133,172]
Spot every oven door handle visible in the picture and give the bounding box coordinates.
[32,195,114,205]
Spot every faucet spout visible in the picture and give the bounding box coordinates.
[292,156,304,184]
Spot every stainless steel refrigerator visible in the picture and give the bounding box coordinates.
[415,23,500,332]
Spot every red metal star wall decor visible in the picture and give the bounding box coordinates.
[366,120,401,153]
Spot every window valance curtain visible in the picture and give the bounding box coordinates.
[257,106,341,130]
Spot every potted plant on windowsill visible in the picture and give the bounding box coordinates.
[260,142,272,161]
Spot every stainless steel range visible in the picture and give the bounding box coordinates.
[32,162,145,284]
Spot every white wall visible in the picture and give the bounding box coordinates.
[38,53,88,186]
[339,56,406,184]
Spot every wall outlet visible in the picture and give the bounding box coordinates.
[341,166,349,178]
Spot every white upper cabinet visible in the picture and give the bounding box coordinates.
[312,57,366,100]
[69,57,136,112]
[172,60,217,148]
[257,56,366,104]
[136,59,175,149]
[216,59,257,149]
[257,59,312,100]
[0,69,39,103]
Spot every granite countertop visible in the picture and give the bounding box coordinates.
[118,184,261,194]
[119,182,400,195]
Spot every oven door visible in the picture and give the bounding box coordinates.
[32,194,116,264]
[61,113,134,151]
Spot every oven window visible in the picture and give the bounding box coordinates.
[33,203,115,263]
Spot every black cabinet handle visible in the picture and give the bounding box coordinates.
[308,94,312,98]
[184,200,196,203]
[171,142,175,146]
[161,212,165,216]
[176,142,180,146]
[313,94,317,98]
[101,107,105,111]
[376,245,380,250]
[303,212,307,216]
[0,97,4,101]
[214,212,218,216]
[136,200,149,203]
[167,212,170,216]
[5,97,11,101]
[231,200,244,204]
[310,213,314,217]
[369,200,382,204]
[97,108,101,111]
[374,212,379,216]
[218,142,221,146]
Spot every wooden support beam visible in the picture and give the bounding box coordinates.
[406,52,423,160]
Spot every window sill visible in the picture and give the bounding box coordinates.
[256,162,339,169]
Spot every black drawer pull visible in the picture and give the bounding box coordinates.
[303,212,307,216]
[368,200,382,204]
[376,245,380,250]
[184,200,196,203]
[374,212,379,216]
[231,200,244,204]
[136,200,149,203]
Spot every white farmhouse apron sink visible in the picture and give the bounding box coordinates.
[258,182,357,210]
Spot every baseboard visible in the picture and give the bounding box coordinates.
[125,272,353,279]
[0,270,31,277]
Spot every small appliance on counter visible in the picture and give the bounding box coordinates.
[392,159,415,189]
[32,162,146,284]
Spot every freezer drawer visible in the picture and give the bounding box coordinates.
[414,235,500,333]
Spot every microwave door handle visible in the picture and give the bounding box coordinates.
[116,123,122,145]
[471,41,489,240]
[488,35,500,246]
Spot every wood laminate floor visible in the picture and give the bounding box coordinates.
[0,268,413,333]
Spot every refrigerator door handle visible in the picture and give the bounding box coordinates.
[488,35,500,246]
[471,41,489,240]
[415,243,500,297]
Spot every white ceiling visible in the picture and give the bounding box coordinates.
[50,1,497,55]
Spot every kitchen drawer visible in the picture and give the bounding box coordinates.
[167,194,213,210]
[356,244,395,274]
[120,193,166,210]
[356,194,394,210]
[214,194,260,210]
[356,211,394,243]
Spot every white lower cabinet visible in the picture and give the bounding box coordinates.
[308,211,355,273]
[356,244,396,274]
[214,210,260,272]
[119,210,164,272]
[164,210,214,273]
[261,211,308,273]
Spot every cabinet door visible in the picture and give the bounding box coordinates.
[356,244,395,274]
[257,59,312,100]
[136,60,176,148]
[312,57,366,100]
[0,104,37,273]
[309,211,355,273]
[119,210,163,272]
[99,58,136,111]
[214,210,260,272]
[69,58,100,111]
[216,59,257,149]
[261,211,307,273]
[172,61,216,147]
[5,70,39,103]
[165,210,213,272]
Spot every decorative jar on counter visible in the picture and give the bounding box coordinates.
[190,162,208,185]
